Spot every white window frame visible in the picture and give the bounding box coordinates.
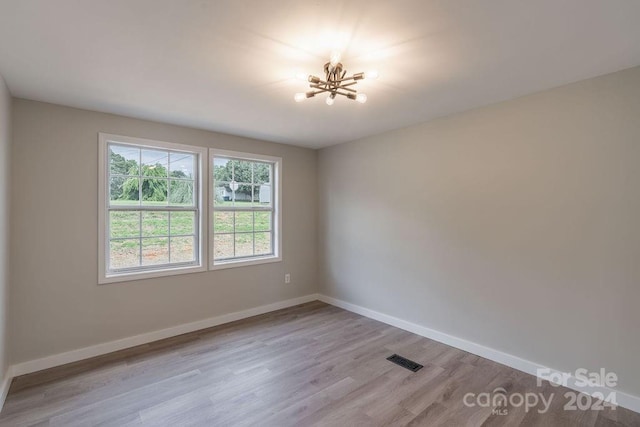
[209,149,282,270]
[98,133,208,284]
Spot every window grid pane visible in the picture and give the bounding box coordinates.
[109,144,196,209]
[108,207,198,271]
[212,233,274,260]
[107,142,200,274]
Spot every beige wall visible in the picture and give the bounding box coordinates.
[10,99,317,364]
[318,66,640,396]
[0,75,10,384]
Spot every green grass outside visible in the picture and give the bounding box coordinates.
[213,232,271,260]
[213,211,271,233]
[109,209,272,269]
[110,211,195,238]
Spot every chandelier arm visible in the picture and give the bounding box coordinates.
[308,87,330,95]
[334,90,357,98]
[314,82,356,92]
[338,82,358,91]
[308,85,353,98]
[337,86,357,93]
[310,83,338,92]
[318,82,357,93]
[332,73,366,83]
[309,79,329,87]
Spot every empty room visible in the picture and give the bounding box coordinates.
[0,1,639,426]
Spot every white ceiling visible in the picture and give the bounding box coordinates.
[1,1,639,148]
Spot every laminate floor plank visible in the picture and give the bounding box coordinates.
[1,301,638,426]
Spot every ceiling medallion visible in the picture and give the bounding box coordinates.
[294,54,378,105]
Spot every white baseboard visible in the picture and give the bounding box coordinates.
[317,294,640,414]
[0,367,13,411]
[10,294,320,378]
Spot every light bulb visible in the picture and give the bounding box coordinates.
[294,93,306,102]
[356,93,367,103]
[365,70,379,80]
[295,72,308,81]
[326,96,335,106]
[329,51,341,66]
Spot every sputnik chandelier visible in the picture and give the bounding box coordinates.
[294,53,378,105]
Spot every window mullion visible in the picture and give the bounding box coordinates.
[108,205,197,212]
[108,209,197,218]
[138,148,142,208]
[232,210,236,258]
[251,163,255,256]
[138,209,142,267]
[168,210,172,263]
[212,206,272,212]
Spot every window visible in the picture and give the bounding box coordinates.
[211,149,281,269]
[99,136,280,282]
[99,134,207,283]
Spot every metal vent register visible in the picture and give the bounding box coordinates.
[386,354,423,372]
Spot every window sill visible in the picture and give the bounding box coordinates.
[99,264,206,284]
[210,255,282,270]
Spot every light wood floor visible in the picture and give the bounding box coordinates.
[1,301,638,426]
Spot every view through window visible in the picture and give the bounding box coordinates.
[212,154,277,263]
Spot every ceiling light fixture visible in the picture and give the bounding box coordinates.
[294,56,378,105]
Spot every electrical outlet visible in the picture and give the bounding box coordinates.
[285,273,291,284]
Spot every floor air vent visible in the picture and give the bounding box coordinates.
[386,354,423,372]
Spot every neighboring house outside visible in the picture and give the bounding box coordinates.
[215,184,270,203]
